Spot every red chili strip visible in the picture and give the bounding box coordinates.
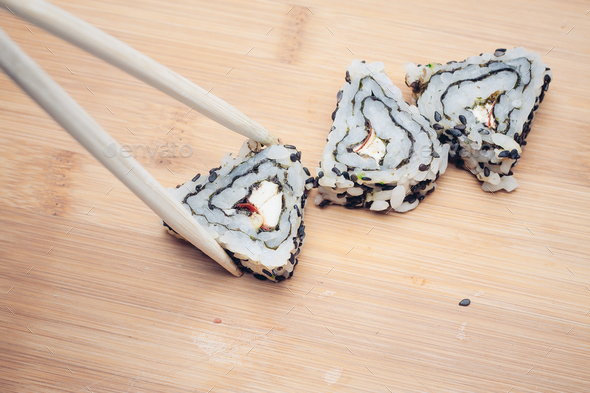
[237,203,258,212]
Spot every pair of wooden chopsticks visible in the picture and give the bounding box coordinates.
[0,0,280,277]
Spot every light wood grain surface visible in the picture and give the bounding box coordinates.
[1,1,589,392]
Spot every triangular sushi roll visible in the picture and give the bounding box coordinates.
[315,60,448,213]
[164,140,313,282]
[404,47,551,192]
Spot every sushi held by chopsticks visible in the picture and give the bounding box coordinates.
[165,140,313,282]
[315,60,448,213]
[404,47,551,192]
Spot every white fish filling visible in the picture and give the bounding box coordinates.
[247,181,283,229]
[354,127,386,163]
[256,191,283,229]
[471,101,496,128]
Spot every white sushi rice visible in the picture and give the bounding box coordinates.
[315,59,447,212]
[404,47,551,192]
[165,140,311,282]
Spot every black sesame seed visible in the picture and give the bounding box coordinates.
[433,123,444,130]
[296,151,302,160]
[317,171,324,178]
[313,178,318,188]
[439,134,450,144]
[419,164,429,171]
[479,128,490,135]
[209,166,221,174]
[459,115,467,125]
[341,171,349,180]
[434,111,442,122]
[350,174,358,182]
[294,204,300,216]
[544,74,551,84]
[448,128,463,137]
[289,254,296,265]
[454,124,466,131]
[331,108,338,121]
[191,173,201,182]
[262,269,272,277]
[331,167,342,176]
[484,167,490,177]
[510,149,519,159]
[494,49,506,57]
[337,90,343,103]
[276,275,286,282]
[208,172,218,182]
[284,144,297,149]
[404,194,417,204]
[521,140,527,146]
[253,273,267,281]
[432,151,440,158]
[290,153,297,162]
[361,176,372,181]
[459,299,471,307]
[336,192,347,198]
[305,177,314,184]
[345,71,351,83]
[418,195,425,201]
[318,200,330,207]
[498,150,510,158]
[303,167,310,176]
[478,162,484,169]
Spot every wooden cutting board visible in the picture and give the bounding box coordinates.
[1,1,589,392]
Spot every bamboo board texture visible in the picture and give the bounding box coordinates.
[0,1,589,392]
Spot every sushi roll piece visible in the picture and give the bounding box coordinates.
[404,47,551,192]
[164,140,313,282]
[315,59,448,213]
